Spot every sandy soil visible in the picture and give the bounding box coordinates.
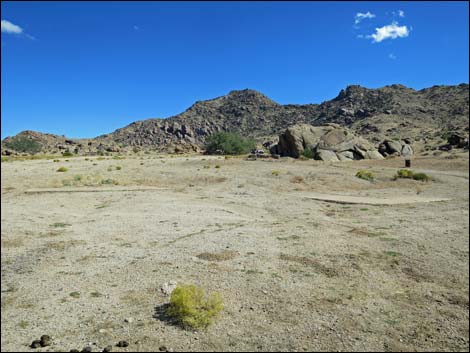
[1,151,469,352]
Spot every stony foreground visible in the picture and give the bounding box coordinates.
[1,152,469,352]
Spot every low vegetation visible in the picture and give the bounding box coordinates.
[165,284,223,330]
[394,169,431,182]
[205,132,255,155]
[355,170,375,181]
[301,147,315,159]
[56,167,68,172]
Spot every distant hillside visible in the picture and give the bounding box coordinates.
[2,83,468,155]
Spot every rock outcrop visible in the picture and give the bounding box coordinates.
[271,124,384,161]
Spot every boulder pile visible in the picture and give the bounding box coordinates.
[270,123,384,161]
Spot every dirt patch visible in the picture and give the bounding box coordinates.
[196,250,239,261]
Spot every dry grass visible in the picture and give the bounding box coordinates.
[279,253,339,277]
[196,250,239,261]
[1,238,24,248]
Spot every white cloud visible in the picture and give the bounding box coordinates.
[1,19,23,34]
[398,10,405,18]
[367,22,409,43]
[133,25,139,31]
[388,53,397,60]
[354,11,376,25]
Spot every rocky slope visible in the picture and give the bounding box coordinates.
[2,84,468,155]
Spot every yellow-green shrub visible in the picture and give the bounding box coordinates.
[355,170,374,181]
[57,167,68,172]
[166,284,223,330]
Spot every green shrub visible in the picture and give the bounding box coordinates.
[1,157,9,162]
[4,136,42,154]
[356,170,375,181]
[412,172,431,182]
[166,284,223,330]
[53,159,60,162]
[115,166,122,170]
[272,170,280,176]
[57,167,68,172]
[205,132,255,155]
[394,169,431,182]
[101,178,118,185]
[62,152,74,157]
[215,165,221,169]
[301,148,315,159]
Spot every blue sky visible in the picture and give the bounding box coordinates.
[1,1,468,139]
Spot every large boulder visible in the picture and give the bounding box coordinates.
[378,139,414,157]
[273,124,383,161]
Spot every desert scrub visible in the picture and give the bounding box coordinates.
[271,170,280,176]
[215,165,221,169]
[62,151,74,157]
[115,165,122,170]
[101,178,118,185]
[165,284,223,330]
[301,147,315,159]
[204,132,256,155]
[394,169,431,182]
[356,170,374,181]
[290,175,304,183]
[57,166,69,172]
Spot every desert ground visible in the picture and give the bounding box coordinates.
[1,151,469,352]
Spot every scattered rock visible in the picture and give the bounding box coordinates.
[40,335,52,347]
[116,341,129,348]
[30,340,42,349]
[81,347,93,352]
[124,317,134,323]
[103,345,113,352]
[159,346,168,352]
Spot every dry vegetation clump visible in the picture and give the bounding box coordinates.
[196,250,238,261]
[56,167,68,172]
[355,170,375,181]
[394,169,432,182]
[290,175,304,183]
[165,284,223,329]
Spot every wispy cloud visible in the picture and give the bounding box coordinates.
[133,25,139,31]
[388,53,397,60]
[354,11,376,25]
[367,22,409,43]
[1,19,23,34]
[398,10,405,18]
[1,19,35,40]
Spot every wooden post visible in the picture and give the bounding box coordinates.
[405,159,411,168]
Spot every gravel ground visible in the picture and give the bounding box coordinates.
[1,152,469,352]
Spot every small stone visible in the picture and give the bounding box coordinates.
[116,341,129,348]
[30,340,42,349]
[103,345,113,352]
[159,346,168,352]
[40,335,52,347]
[99,329,107,334]
[81,346,93,352]
[124,317,134,323]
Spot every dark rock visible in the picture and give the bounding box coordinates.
[30,340,42,349]
[81,347,93,352]
[159,346,168,352]
[40,335,52,347]
[103,345,113,352]
[116,341,129,348]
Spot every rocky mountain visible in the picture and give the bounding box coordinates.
[2,83,468,155]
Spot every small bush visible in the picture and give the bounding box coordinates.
[62,152,74,157]
[101,178,118,185]
[271,170,280,176]
[116,166,122,170]
[203,165,210,169]
[395,169,414,179]
[57,167,68,172]
[166,284,223,330]
[412,173,431,182]
[205,132,255,155]
[53,159,60,162]
[301,148,315,159]
[215,165,221,169]
[394,169,431,182]
[356,170,374,181]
